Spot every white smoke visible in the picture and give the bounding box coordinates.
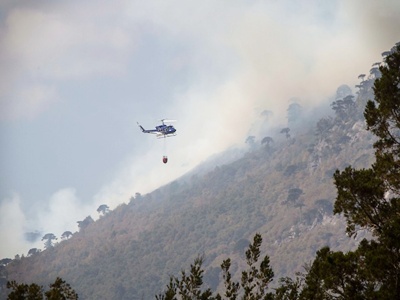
[1,0,399,258]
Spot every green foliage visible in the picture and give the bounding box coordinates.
[77,216,94,231]
[240,234,274,299]
[3,114,365,298]
[261,137,273,147]
[273,277,302,300]
[221,259,239,299]
[96,204,110,216]
[27,248,40,257]
[7,277,78,300]
[41,234,57,249]
[7,281,43,300]
[331,95,357,123]
[333,167,386,236]
[300,247,367,299]
[155,256,215,300]
[45,277,78,300]
[280,128,290,139]
[60,231,72,241]
[6,44,397,300]
[325,43,400,298]
[157,234,274,300]
[365,44,400,192]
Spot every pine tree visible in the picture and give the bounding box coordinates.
[7,277,78,300]
[331,43,400,298]
[156,234,274,300]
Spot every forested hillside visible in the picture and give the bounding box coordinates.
[2,44,395,299]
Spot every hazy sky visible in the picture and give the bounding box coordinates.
[1,0,399,258]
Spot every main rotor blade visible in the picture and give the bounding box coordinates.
[160,119,177,123]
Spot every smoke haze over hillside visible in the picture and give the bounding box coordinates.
[1,0,399,257]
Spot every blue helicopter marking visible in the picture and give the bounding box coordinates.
[137,119,177,138]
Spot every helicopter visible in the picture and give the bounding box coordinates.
[137,119,177,138]
[137,119,177,164]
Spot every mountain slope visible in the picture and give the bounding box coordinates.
[2,76,378,299]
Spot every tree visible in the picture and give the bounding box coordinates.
[280,128,290,139]
[331,95,357,123]
[300,247,366,299]
[369,67,381,79]
[27,248,40,257]
[156,234,275,299]
[334,45,400,237]
[7,277,78,300]
[7,281,43,300]
[335,84,352,100]
[261,136,273,147]
[342,95,356,112]
[331,43,400,298]
[154,43,400,300]
[282,188,304,209]
[96,204,110,216]
[77,216,94,231]
[381,51,391,58]
[44,277,78,300]
[155,256,214,300]
[261,137,274,152]
[220,259,239,299]
[0,258,12,266]
[129,192,142,204]
[273,277,302,300]
[365,44,400,193]
[61,231,73,240]
[287,102,302,125]
[42,233,57,249]
[240,234,274,299]
[331,99,345,119]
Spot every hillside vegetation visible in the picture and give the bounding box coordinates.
[2,44,398,299]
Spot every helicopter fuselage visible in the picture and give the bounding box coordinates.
[138,122,176,137]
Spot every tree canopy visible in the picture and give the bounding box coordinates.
[330,43,400,299]
[156,233,274,300]
[156,43,400,300]
[5,42,400,300]
[7,277,78,300]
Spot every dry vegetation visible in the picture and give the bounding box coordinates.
[2,76,378,299]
